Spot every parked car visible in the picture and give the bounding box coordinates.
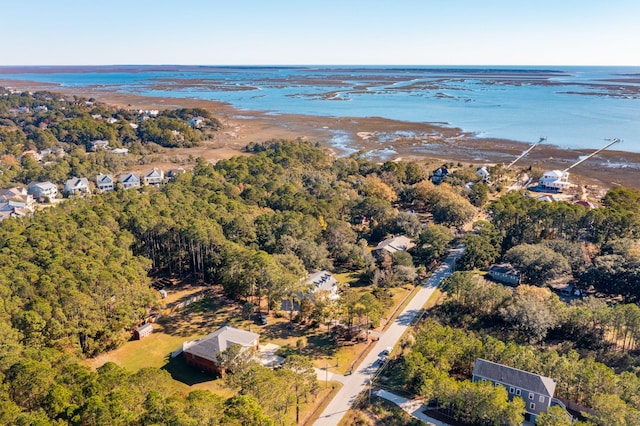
[258,313,268,325]
[381,346,393,356]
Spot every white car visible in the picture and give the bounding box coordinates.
[382,346,393,356]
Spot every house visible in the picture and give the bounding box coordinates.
[96,174,115,192]
[539,170,572,191]
[27,181,58,201]
[111,148,129,155]
[21,150,42,162]
[166,168,186,181]
[488,263,521,286]
[0,187,36,211]
[473,358,564,424]
[189,116,206,128]
[143,168,164,186]
[90,140,110,151]
[39,148,65,159]
[134,323,153,340]
[309,271,339,300]
[372,235,414,258]
[477,166,491,183]
[63,177,91,197]
[574,200,597,209]
[0,203,31,221]
[119,173,141,190]
[183,326,260,375]
[430,166,449,185]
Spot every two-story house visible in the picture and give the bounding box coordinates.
[96,174,115,192]
[488,263,522,286]
[27,181,58,201]
[472,358,560,424]
[143,168,164,187]
[63,177,91,197]
[119,173,141,190]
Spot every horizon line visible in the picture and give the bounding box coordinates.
[1,63,640,68]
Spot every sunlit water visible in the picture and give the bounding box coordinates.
[3,66,639,152]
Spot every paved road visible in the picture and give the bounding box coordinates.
[314,246,464,426]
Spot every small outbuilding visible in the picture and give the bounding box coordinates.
[134,323,153,340]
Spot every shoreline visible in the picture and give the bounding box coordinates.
[2,78,639,189]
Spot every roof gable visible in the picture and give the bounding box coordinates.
[473,358,556,397]
[97,174,114,184]
[120,173,140,183]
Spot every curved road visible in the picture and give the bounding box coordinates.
[314,246,464,425]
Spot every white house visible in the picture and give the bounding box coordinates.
[477,166,491,183]
[539,170,572,191]
[63,177,91,196]
[27,181,58,201]
[189,116,206,128]
[309,271,339,300]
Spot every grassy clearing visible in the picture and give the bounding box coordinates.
[85,274,418,399]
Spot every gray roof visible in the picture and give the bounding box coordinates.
[183,326,259,363]
[136,323,153,333]
[373,235,414,253]
[120,173,140,183]
[65,177,90,189]
[489,263,520,276]
[28,181,57,190]
[473,358,556,397]
[96,174,114,184]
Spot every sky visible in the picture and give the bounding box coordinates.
[1,0,639,66]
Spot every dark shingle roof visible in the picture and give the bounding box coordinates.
[473,358,556,397]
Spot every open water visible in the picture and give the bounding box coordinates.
[2,65,639,152]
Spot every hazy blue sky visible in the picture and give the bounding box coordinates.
[2,0,639,66]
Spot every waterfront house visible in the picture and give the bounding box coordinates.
[477,166,491,183]
[189,116,205,128]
